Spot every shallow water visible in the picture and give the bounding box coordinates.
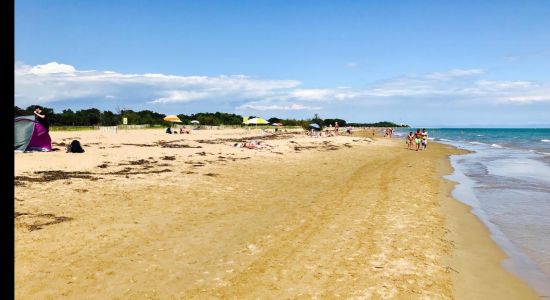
[396,128,550,296]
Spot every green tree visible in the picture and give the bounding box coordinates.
[268,117,282,124]
[100,110,119,126]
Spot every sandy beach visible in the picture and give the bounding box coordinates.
[14,128,539,299]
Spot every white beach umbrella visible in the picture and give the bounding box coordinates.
[246,117,269,125]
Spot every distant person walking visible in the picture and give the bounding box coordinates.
[334,122,339,135]
[414,129,422,151]
[421,128,428,150]
[384,128,394,138]
[407,131,414,150]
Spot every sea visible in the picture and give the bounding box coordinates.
[395,128,550,296]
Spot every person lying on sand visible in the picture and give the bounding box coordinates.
[234,140,273,149]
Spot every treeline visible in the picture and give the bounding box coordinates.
[177,112,243,126]
[13,105,408,128]
[347,121,407,128]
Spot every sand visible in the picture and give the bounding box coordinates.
[14,128,539,299]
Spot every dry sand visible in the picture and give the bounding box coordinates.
[14,128,539,299]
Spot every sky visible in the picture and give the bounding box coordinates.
[14,0,550,127]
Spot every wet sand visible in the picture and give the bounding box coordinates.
[14,128,538,299]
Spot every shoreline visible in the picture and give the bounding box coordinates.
[437,147,540,299]
[445,149,550,297]
[14,129,539,298]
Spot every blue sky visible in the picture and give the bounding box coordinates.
[14,0,550,127]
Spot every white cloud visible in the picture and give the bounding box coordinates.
[14,62,301,107]
[499,86,550,103]
[504,95,550,103]
[359,70,550,106]
[149,90,210,103]
[475,80,534,90]
[424,68,484,80]
[271,88,361,102]
[14,62,550,116]
[29,62,76,75]
[237,103,321,111]
[362,69,485,97]
[289,89,333,100]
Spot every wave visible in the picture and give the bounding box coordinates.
[491,144,503,148]
[529,150,550,156]
[541,139,550,143]
[439,138,452,142]
[469,141,487,145]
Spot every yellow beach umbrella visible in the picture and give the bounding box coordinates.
[163,115,182,128]
[163,115,182,122]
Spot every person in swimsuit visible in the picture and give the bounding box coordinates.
[421,128,428,150]
[407,131,414,149]
[414,129,422,151]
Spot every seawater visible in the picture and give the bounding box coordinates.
[395,128,550,296]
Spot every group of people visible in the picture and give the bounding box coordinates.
[329,122,353,135]
[407,128,428,151]
[165,126,191,134]
[307,122,353,138]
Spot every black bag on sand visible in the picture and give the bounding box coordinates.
[66,140,85,153]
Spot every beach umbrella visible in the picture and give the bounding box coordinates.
[271,123,283,126]
[163,115,182,128]
[309,123,320,129]
[246,117,269,125]
[190,120,200,124]
[163,115,182,122]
